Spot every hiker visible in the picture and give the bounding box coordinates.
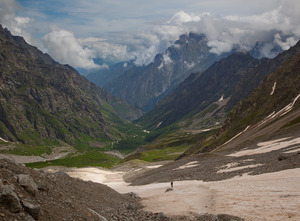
[171,181,173,188]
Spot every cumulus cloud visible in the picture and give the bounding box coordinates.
[131,0,300,63]
[43,26,101,69]
[1,0,300,69]
[0,0,33,44]
[79,37,133,64]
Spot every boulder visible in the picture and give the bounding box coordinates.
[17,174,38,196]
[0,184,22,213]
[21,199,41,220]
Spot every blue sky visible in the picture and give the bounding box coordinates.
[1,0,300,70]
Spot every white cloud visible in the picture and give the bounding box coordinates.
[2,0,300,69]
[42,26,101,69]
[0,0,34,44]
[79,37,133,64]
[168,11,203,25]
[274,34,298,51]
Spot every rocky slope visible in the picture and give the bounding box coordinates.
[0,25,143,148]
[137,41,300,131]
[99,33,229,111]
[0,158,168,221]
[86,61,135,88]
[0,158,247,221]
[181,40,300,157]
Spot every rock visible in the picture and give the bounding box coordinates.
[278,154,288,161]
[17,174,38,196]
[165,188,173,193]
[24,214,36,221]
[0,184,22,213]
[156,212,167,220]
[21,199,41,220]
[128,192,140,199]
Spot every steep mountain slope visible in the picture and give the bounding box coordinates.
[0,25,143,148]
[102,33,228,111]
[86,60,135,88]
[138,41,300,131]
[182,40,300,156]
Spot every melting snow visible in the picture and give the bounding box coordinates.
[221,126,250,147]
[259,93,300,126]
[146,165,163,169]
[270,82,276,95]
[218,94,224,101]
[157,121,163,128]
[66,166,300,221]
[229,137,300,157]
[173,161,199,170]
[0,137,8,143]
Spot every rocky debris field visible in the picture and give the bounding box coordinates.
[0,158,167,221]
[125,137,300,186]
[0,158,244,221]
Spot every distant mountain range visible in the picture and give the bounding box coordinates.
[0,25,143,148]
[87,33,231,111]
[137,41,300,131]
[1,23,299,165]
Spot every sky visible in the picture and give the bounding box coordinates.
[0,0,300,70]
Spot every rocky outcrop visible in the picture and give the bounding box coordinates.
[0,184,22,213]
[0,158,171,220]
[17,174,38,196]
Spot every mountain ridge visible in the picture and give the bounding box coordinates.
[89,33,229,111]
[0,25,143,149]
[137,41,300,131]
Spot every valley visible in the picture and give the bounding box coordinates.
[46,133,300,221]
[1,10,300,220]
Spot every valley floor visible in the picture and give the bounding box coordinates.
[3,134,300,221]
[61,165,300,221]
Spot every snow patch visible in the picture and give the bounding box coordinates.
[270,82,276,95]
[259,93,300,126]
[217,164,263,173]
[221,126,250,147]
[157,121,163,128]
[0,137,8,143]
[146,165,163,169]
[157,62,164,70]
[158,52,173,70]
[229,137,300,157]
[66,166,300,221]
[218,94,224,101]
[173,161,199,170]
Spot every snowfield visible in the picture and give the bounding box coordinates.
[66,136,300,221]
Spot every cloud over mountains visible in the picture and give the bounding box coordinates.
[1,0,299,69]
